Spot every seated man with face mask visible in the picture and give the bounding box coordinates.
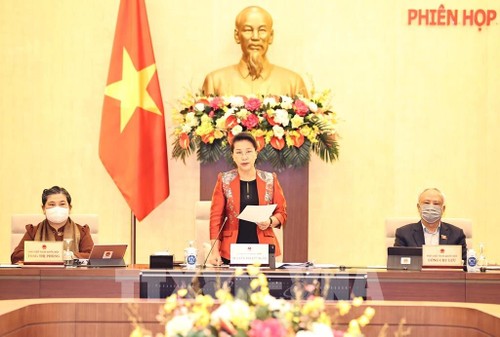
[11,186,94,264]
[394,188,467,262]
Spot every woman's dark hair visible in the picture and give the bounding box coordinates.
[42,186,72,206]
[231,132,258,152]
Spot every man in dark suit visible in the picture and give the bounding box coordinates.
[394,188,467,262]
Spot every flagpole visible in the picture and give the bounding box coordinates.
[131,211,137,265]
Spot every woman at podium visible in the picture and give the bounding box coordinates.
[208,132,287,265]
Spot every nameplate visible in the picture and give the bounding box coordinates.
[24,241,64,264]
[230,244,269,265]
[422,245,462,269]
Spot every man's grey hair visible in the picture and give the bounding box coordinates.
[418,188,446,205]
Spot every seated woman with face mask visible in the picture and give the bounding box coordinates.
[11,186,95,264]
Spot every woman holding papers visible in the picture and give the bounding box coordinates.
[11,186,94,264]
[208,132,287,265]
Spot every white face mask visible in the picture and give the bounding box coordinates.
[45,206,69,224]
[420,204,442,224]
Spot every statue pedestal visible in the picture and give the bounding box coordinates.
[200,160,308,262]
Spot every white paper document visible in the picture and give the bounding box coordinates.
[237,204,277,223]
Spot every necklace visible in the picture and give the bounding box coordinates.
[246,181,250,200]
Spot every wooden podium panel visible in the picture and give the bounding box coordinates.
[139,269,367,300]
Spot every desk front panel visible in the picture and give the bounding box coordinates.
[466,272,500,304]
[1,267,500,305]
[0,268,40,299]
[39,268,140,298]
[367,270,466,302]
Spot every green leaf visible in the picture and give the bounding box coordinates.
[197,139,226,164]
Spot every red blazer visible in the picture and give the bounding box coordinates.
[210,169,287,260]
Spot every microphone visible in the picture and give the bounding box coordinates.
[202,217,228,269]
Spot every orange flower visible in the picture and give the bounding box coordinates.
[270,137,285,150]
[225,115,238,129]
[196,98,210,106]
[201,131,215,144]
[179,133,190,149]
[265,113,277,126]
[255,136,265,151]
[227,132,235,145]
[290,132,304,148]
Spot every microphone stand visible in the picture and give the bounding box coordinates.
[202,217,227,269]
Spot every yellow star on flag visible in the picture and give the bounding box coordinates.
[105,48,162,132]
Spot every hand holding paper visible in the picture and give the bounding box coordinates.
[237,204,277,223]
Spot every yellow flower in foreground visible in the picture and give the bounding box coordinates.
[258,273,268,287]
[130,326,143,337]
[195,294,215,308]
[364,307,375,319]
[301,297,325,318]
[347,319,361,334]
[230,299,252,330]
[352,296,363,307]
[246,264,261,276]
[358,315,370,327]
[317,312,332,326]
[215,288,233,302]
[234,267,245,276]
[250,279,260,290]
[336,300,351,316]
[178,289,188,298]
[164,294,178,313]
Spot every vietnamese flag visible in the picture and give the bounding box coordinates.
[99,0,169,221]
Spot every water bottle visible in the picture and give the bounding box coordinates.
[477,243,487,267]
[467,248,478,272]
[63,250,74,267]
[184,241,197,269]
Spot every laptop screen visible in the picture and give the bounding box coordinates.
[387,246,422,270]
[88,244,128,267]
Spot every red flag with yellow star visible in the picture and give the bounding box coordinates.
[99,0,169,221]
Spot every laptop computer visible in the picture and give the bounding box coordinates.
[387,246,422,271]
[88,244,128,267]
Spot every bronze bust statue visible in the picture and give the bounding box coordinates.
[202,6,308,97]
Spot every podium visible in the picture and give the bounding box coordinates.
[139,269,367,300]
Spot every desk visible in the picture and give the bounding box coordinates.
[0,266,141,299]
[1,266,499,304]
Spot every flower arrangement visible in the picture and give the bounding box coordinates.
[129,265,378,337]
[171,90,339,169]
